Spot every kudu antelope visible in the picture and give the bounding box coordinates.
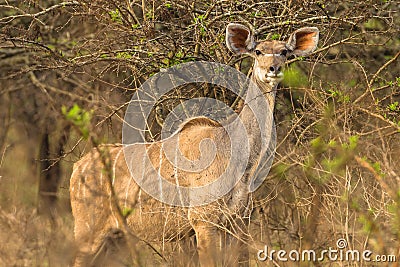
[70,23,319,266]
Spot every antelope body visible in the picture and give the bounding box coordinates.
[70,23,319,266]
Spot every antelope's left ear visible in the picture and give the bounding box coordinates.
[286,27,319,57]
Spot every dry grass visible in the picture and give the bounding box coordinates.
[0,205,75,266]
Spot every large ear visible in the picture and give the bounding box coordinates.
[287,27,319,57]
[226,23,255,55]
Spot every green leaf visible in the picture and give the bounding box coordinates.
[109,8,122,24]
[270,33,280,40]
[364,18,384,30]
[62,104,93,139]
[282,64,309,87]
[274,163,289,177]
[388,101,399,112]
[348,135,359,150]
[116,52,132,59]
[122,207,134,217]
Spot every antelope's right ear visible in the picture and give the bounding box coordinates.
[226,23,255,55]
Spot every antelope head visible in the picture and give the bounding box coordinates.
[226,23,319,87]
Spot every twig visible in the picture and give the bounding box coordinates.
[354,156,397,200]
[28,71,96,103]
[255,16,361,34]
[0,1,80,25]
[355,106,400,131]
[369,50,400,87]
[287,34,363,64]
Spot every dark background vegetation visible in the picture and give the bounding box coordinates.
[0,0,399,266]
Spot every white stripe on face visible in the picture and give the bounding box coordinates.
[263,54,283,57]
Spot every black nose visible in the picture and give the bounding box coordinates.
[269,65,282,74]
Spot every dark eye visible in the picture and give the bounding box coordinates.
[281,49,288,56]
[255,50,262,56]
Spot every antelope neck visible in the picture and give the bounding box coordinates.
[250,75,278,112]
[232,73,277,151]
